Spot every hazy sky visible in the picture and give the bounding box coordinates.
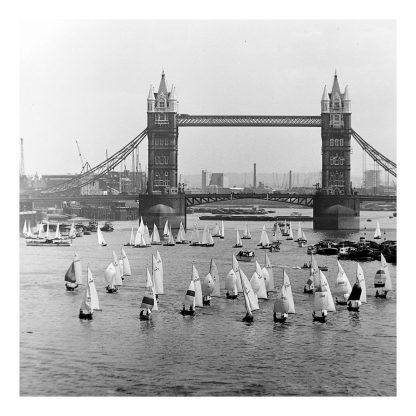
[20,20,396,178]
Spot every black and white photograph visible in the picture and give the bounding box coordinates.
[9,0,411,409]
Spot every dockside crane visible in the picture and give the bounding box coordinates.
[75,140,91,174]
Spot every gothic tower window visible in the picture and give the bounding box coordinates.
[329,138,334,146]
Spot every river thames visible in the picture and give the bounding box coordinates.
[20,208,396,396]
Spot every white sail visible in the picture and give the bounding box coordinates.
[134,227,141,246]
[210,259,221,297]
[97,227,106,246]
[380,254,393,291]
[319,270,336,312]
[138,217,145,234]
[310,254,321,288]
[374,221,382,239]
[264,253,275,292]
[207,229,214,245]
[336,260,352,297]
[87,267,100,310]
[202,272,215,296]
[239,267,259,311]
[225,269,238,295]
[146,267,158,311]
[297,222,302,241]
[250,272,261,297]
[73,252,83,284]
[143,225,151,246]
[22,220,27,236]
[121,247,131,276]
[140,232,147,247]
[119,256,124,277]
[163,220,169,236]
[313,290,329,312]
[38,223,44,239]
[283,270,295,313]
[104,262,117,286]
[152,254,164,295]
[273,291,290,314]
[261,267,271,292]
[45,222,50,239]
[220,221,225,238]
[255,261,268,299]
[151,224,161,244]
[213,221,220,236]
[167,226,175,244]
[356,263,367,302]
[260,228,270,246]
[80,280,92,314]
[232,255,243,292]
[243,222,251,238]
[69,222,76,239]
[287,223,293,239]
[192,265,203,307]
[242,283,252,316]
[184,279,196,306]
[201,225,209,245]
[236,229,242,246]
[302,231,307,241]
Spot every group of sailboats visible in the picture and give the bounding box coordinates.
[25,222,72,246]
[212,221,225,239]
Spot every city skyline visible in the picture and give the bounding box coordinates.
[20,20,396,180]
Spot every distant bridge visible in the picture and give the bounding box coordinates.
[20,192,396,210]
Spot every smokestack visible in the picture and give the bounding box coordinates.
[202,170,207,192]
[253,163,257,189]
[289,170,292,190]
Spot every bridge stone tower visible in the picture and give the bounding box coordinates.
[313,73,360,230]
[147,71,179,194]
[140,71,185,231]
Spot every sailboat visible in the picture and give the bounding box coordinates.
[181,274,196,316]
[219,221,225,239]
[335,260,352,305]
[175,222,188,244]
[374,253,393,298]
[286,223,294,240]
[282,270,295,313]
[152,251,164,297]
[374,221,382,240]
[209,259,221,297]
[192,265,204,307]
[121,247,131,276]
[347,264,366,311]
[68,222,77,239]
[233,229,243,248]
[150,224,162,245]
[163,219,169,238]
[232,254,243,293]
[22,220,27,237]
[163,225,176,246]
[312,272,329,323]
[104,261,121,293]
[258,225,271,249]
[143,225,152,246]
[189,223,201,246]
[139,268,156,321]
[201,272,215,305]
[65,252,83,291]
[239,263,260,322]
[242,222,252,239]
[79,267,101,320]
[263,253,275,292]
[225,269,239,299]
[297,222,307,247]
[97,226,107,247]
[318,270,336,312]
[212,221,221,237]
[124,226,135,246]
[273,270,295,323]
[253,261,268,299]
[201,225,215,247]
[134,228,148,248]
[304,254,317,294]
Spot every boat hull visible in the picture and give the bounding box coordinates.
[226,293,238,299]
[180,309,195,316]
[79,311,93,320]
[242,314,254,322]
[106,286,118,293]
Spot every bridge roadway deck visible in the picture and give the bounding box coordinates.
[21,192,396,208]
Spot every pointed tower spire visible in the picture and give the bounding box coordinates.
[343,85,350,101]
[321,85,329,113]
[169,84,175,100]
[158,70,168,95]
[331,71,341,96]
[343,85,351,113]
[147,85,154,100]
[321,85,328,102]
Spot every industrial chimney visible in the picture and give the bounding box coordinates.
[253,163,257,189]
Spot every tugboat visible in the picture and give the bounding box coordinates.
[86,219,98,232]
[316,241,338,256]
[100,221,114,232]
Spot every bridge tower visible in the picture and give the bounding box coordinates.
[147,71,179,194]
[313,72,360,230]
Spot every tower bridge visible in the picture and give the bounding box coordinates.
[35,71,397,230]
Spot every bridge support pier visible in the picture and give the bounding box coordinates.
[313,194,360,230]
[139,194,186,232]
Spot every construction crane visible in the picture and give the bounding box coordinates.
[75,140,91,174]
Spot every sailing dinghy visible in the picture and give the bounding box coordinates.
[124,227,135,246]
[189,223,201,246]
[79,267,100,320]
[219,221,225,239]
[212,221,221,238]
[233,229,243,248]
[65,252,83,291]
[97,226,107,247]
[139,268,157,320]
[335,260,352,305]
[201,272,215,305]
[121,247,131,276]
[150,224,162,245]
[175,222,188,244]
[163,220,169,238]
[163,226,176,246]
[263,253,275,292]
[273,270,295,323]
[181,277,196,316]
[209,259,221,297]
[312,271,330,323]
[374,221,382,240]
[347,264,366,311]
[225,269,239,299]
[242,222,252,239]
[152,251,164,298]
[239,264,259,322]
[286,223,294,240]
[374,253,393,298]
